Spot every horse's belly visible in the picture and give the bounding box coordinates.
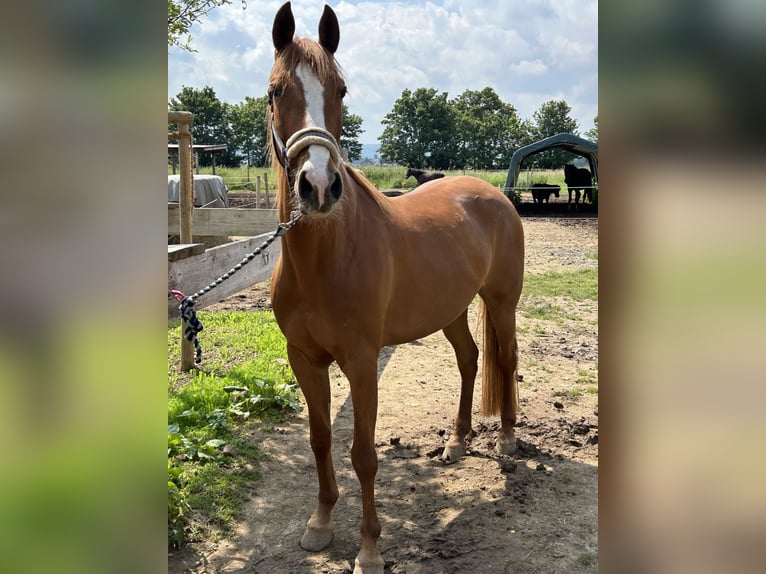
[381,282,480,346]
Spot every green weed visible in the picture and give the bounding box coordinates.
[523,269,598,301]
[522,302,567,322]
[553,388,583,400]
[168,310,299,547]
[576,368,598,386]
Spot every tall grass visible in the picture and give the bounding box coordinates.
[168,163,560,193]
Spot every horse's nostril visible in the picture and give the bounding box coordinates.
[298,171,314,201]
[329,171,343,200]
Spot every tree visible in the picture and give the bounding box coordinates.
[379,88,458,169]
[451,87,529,170]
[168,1,232,51]
[169,85,239,167]
[341,104,364,162]
[531,100,579,168]
[585,115,598,142]
[228,96,269,167]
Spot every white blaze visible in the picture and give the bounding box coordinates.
[295,63,332,205]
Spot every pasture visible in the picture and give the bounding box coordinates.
[168,218,598,574]
[172,164,567,199]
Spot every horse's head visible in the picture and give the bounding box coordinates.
[269,2,346,217]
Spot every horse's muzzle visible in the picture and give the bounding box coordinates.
[297,167,343,214]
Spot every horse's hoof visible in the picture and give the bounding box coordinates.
[497,434,518,455]
[300,524,334,552]
[441,442,466,463]
[353,556,384,574]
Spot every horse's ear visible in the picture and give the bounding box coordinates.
[318,5,340,54]
[272,2,295,53]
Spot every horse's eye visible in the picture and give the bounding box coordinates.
[268,86,283,102]
[339,86,347,99]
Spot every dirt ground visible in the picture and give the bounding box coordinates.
[169,218,598,574]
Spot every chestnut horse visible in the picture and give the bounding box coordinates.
[268,4,524,573]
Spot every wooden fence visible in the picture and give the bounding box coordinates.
[168,231,281,320]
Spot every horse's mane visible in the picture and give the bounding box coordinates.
[343,163,389,213]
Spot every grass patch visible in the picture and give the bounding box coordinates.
[168,310,300,548]
[576,368,598,386]
[553,388,583,400]
[522,302,568,322]
[578,551,597,568]
[523,269,598,301]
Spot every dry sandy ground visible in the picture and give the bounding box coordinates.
[169,218,598,574]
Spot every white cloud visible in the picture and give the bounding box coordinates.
[168,0,597,142]
[512,60,549,75]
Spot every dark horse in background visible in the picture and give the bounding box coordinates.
[406,167,445,186]
[530,183,560,204]
[564,164,593,209]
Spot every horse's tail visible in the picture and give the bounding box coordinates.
[480,300,519,416]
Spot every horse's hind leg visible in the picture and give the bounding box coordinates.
[481,298,521,455]
[441,309,479,462]
[287,344,338,552]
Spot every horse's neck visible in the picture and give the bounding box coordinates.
[278,166,372,273]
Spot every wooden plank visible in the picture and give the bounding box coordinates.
[168,233,281,319]
[168,205,279,237]
[168,243,205,262]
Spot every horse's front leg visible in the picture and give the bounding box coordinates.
[338,349,384,574]
[287,344,338,551]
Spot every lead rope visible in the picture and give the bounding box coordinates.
[169,209,302,364]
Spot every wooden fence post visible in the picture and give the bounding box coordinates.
[168,111,196,371]
[256,176,262,208]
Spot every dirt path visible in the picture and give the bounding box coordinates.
[170,218,598,574]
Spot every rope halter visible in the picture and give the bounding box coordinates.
[270,116,342,178]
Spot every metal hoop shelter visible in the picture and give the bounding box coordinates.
[503,133,598,197]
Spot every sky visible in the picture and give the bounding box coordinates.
[168,0,598,144]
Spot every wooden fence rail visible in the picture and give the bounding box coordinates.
[168,232,281,320]
[167,205,278,237]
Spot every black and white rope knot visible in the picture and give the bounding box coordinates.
[179,296,204,363]
[169,211,302,365]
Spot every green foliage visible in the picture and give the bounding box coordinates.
[451,87,529,169]
[531,100,580,168]
[379,87,580,171]
[379,88,458,169]
[168,459,191,548]
[585,115,598,143]
[167,310,300,546]
[341,104,364,161]
[168,1,232,52]
[228,96,270,167]
[168,87,367,168]
[169,86,239,167]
